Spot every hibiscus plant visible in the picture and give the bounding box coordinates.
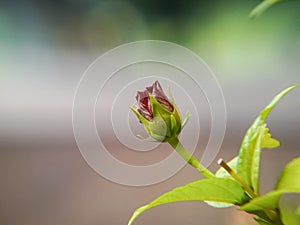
[129,81,300,225]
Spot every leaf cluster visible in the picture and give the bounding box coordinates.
[128,86,299,225]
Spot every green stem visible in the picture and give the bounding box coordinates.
[217,159,282,224]
[217,158,258,199]
[167,137,215,178]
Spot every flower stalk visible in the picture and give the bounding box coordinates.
[168,138,215,178]
[132,80,214,178]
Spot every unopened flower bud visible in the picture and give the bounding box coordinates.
[131,80,182,142]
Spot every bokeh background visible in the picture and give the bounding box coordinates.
[1,0,300,225]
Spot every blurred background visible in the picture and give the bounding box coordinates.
[1,0,300,224]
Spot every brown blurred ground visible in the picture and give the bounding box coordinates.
[0,128,299,225]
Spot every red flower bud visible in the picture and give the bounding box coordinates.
[132,80,184,142]
[136,81,174,121]
[145,81,174,113]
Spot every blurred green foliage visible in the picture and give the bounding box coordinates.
[1,0,299,78]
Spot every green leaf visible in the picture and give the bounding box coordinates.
[250,0,283,18]
[240,191,282,212]
[128,178,245,225]
[206,157,239,208]
[205,201,234,208]
[237,122,266,194]
[280,204,300,225]
[276,157,300,191]
[240,190,300,213]
[261,128,280,149]
[260,86,298,121]
[237,86,298,195]
[240,158,300,213]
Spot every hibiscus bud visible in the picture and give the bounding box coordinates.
[131,80,182,142]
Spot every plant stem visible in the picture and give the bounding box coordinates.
[168,138,215,178]
[217,158,258,198]
[217,159,283,224]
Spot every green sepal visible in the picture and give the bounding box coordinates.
[130,107,150,130]
[149,95,172,139]
[172,104,182,133]
[149,94,182,141]
[149,95,171,118]
[181,113,190,129]
[136,135,160,142]
[170,114,179,135]
[131,106,166,141]
[167,87,183,134]
[148,116,167,141]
